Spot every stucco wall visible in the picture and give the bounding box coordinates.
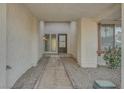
[69,22,77,58]
[0,4,7,88]
[76,20,82,65]
[39,21,44,57]
[76,18,98,68]
[6,4,39,88]
[31,17,40,66]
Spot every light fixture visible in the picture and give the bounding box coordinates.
[43,36,47,41]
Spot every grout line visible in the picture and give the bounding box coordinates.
[60,57,75,89]
[33,57,50,89]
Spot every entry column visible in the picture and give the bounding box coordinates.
[0,4,7,88]
[121,4,124,88]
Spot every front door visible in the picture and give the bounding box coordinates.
[58,34,67,53]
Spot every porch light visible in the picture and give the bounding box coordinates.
[43,36,47,41]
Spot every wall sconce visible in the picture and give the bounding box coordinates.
[43,36,47,41]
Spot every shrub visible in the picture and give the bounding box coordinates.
[103,47,121,69]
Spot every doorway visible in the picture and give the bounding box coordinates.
[58,34,67,53]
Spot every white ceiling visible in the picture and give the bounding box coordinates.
[25,3,121,21]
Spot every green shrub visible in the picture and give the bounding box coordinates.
[103,47,121,69]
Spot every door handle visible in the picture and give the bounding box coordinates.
[6,65,12,70]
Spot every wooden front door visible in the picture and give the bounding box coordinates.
[58,34,67,53]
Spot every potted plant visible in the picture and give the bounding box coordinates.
[103,47,121,69]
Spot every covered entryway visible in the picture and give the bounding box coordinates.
[43,22,72,55]
[0,3,122,89]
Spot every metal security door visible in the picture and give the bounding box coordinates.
[58,34,67,53]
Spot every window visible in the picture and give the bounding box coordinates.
[115,25,122,47]
[44,34,50,52]
[100,24,115,50]
[51,34,57,52]
[97,24,121,55]
[43,34,57,53]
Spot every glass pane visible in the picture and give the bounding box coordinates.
[100,25,114,50]
[59,42,66,48]
[59,35,66,48]
[44,34,50,51]
[59,35,66,42]
[51,34,57,52]
[115,25,121,48]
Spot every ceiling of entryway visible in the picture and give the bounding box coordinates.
[25,3,121,21]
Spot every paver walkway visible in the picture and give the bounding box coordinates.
[61,57,121,88]
[13,57,49,89]
[13,54,121,89]
[35,55,73,89]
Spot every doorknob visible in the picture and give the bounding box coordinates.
[6,65,12,70]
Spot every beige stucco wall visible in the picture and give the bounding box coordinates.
[6,4,39,88]
[39,21,44,57]
[76,19,82,64]
[31,16,40,66]
[76,18,98,67]
[0,4,7,88]
[69,21,77,58]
